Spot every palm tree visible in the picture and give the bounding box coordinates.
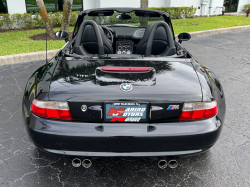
[140,0,148,27]
[140,0,148,9]
[36,0,55,38]
[61,0,73,33]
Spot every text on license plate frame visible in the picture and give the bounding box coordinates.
[104,102,149,122]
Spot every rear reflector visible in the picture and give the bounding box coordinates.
[31,99,72,120]
[101,67,150,72]
[179,101,218,121]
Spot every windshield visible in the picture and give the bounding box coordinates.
[84,11,165,27]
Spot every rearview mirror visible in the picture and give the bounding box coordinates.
[116,13,132,20]
[55,31,69,41]
[178,33,191,44]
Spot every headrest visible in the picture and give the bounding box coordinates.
[81,25,97,43]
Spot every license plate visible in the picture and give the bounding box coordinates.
[104,102,148,122]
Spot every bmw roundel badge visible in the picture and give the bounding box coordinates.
[120,83,133,92]
[81,105,87,112]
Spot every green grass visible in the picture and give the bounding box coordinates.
[172,15,250,34]
[0,27,74,56]
[0,15,250,56]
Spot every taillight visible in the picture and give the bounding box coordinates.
[179,101,218,121]
[101,67,150,72]
[31,99,72,120]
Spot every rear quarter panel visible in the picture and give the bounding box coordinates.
[191,59,226,125]
[22,57,59,126]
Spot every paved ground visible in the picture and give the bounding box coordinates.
[0,30,250,187]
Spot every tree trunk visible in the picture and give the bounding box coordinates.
[55,0,58,13]
[140,0,148,9]
[61,0,73,33]
[140,0,148,27]
[247,8,250,17]
[36,0,54,38]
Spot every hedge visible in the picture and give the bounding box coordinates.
[149,7,197,19]
[86,7,198,25]
[242,4,250,12]
[0,11,80,29]
[0,6,197,30]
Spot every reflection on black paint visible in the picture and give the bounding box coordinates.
[50,59,173,86]
[25,63,53,100]
[205,68,223,97]
[95,68,156,86]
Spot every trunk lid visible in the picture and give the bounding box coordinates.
[49,59,202,122]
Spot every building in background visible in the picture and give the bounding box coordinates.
[0,0,83,14]
[83,0,225,16]
[26,0,83,13]
[223,0,249,12]
[1,0,249,14]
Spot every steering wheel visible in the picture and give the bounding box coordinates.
[101,26,114,45]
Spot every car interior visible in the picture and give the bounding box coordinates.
[72,10,178,58]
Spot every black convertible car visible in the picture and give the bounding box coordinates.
[22,8,225,169]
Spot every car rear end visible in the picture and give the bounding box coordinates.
[24,59,224,157]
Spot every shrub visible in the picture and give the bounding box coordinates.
[33,12,44,27]
[49,12,63,27]
[0,11,80,30]
[22,13,34,28]
[0,14,14,29]
[242,4,250,12]
[70,11,80,26]
[0,7,197,30]
[149,7,197,19]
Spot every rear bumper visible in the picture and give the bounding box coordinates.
[25,114,223,157]
[42,149,204,157]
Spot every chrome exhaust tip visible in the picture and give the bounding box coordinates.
[168,159,178,169]
[158,160,168,169]
[72,158,81,167]
[82,159,92,168]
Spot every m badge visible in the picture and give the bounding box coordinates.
[167,105,179,110]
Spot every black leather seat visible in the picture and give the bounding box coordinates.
[74,20,113,56]
[136,22,176,56]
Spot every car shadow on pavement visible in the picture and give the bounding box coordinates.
[30,147,212,186]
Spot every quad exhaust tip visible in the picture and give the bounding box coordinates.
[72,158,92,168]
[82,159,92,168]
[168,159,178,169]
[72,158,81,167]
[158,158,178,169]
[73,157,176,169]
[158,160,168,169]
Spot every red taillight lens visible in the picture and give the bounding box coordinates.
[179,101,218,121]
[101,67,150,72]
[31,99,72,120]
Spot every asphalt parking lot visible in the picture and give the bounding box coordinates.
[1,30,250,187]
